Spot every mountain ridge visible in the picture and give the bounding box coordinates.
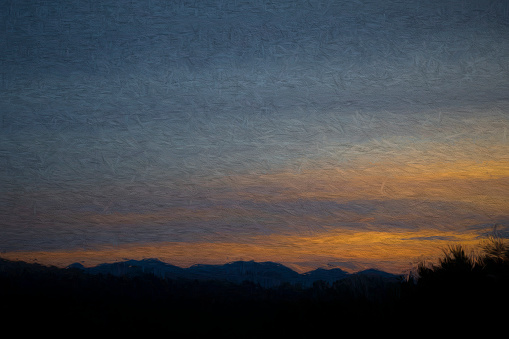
[68,258,400,288]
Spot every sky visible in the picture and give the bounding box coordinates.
[1,0,508,274]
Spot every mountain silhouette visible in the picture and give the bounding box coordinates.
[68,259,399,288]
[301,267,350,284]
[71,258,186,279]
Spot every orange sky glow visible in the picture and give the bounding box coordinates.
[3,156,507,274]
[1,0,508,276]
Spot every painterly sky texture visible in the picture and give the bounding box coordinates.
[1,0,508,273]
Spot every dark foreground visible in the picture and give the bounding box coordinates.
[1,248,507,337]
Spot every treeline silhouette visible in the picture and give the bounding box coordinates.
[0,258,401,336]
[1,236,508,336]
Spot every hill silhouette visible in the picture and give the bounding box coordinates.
[0,257,402,336]
[1,237,508,336]
[68,259,384,287]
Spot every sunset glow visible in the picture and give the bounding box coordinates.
[3,155,506,273]
[1,0,508,275]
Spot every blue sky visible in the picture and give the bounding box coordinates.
[1,0,508,273]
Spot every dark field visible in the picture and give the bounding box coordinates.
[2,239,508,337]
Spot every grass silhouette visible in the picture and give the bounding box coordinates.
[400,234,509,329]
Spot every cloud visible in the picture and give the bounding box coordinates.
[1,226,489,274]
[1,0,508,273]
[403,236,459,241]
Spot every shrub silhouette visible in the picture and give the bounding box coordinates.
[403,235,509,324]
[481,234,509,264]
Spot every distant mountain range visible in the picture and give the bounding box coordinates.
[68,259,400,288]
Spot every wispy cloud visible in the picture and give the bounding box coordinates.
[1,0,508,273]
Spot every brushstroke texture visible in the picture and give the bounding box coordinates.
[1,0,508,273]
